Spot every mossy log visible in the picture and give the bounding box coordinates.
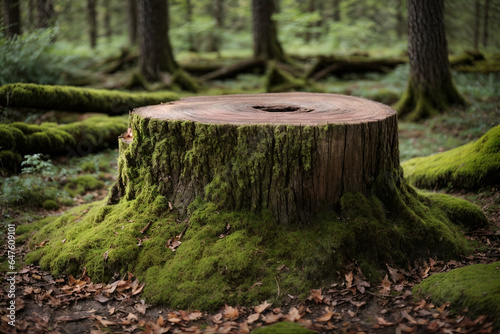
[307,56,407,80]
[0,116,127,172]
[27,93,488,310]
[403,125,500,190]
[0,83,178,115]
[112,93,400,224]
[200,58,267,81]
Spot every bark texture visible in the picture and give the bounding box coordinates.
[36,0,53,28]
[3,0,21,37]
[396,0,466,121]
[251,0,287,62]
[112,93,399,225]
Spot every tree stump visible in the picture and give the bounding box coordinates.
[113,93,399,224]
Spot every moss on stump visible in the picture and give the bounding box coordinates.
[0,83,178,115]
[403,125,500,189]
[26,93,488,310]
[413,262,500,327]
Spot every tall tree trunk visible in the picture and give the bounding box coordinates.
[483,0,490,48]
[396,0,465,121]
[127,0,137,45]
[87,0,97,49]
[333,0,340,22]
[137,0,178,80]
[251,0,287,62]
[395,0,404,39]
[3,0,21,38]
[207,0,224,53]
[36,0,53,28]
[104,0,111,39]
[305,0,316,42]
[474,0,480,50]
[186,0,195,52]
[28,0,35,30]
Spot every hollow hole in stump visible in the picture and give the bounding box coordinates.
[252,105,312,113]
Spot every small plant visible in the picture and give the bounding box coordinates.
[42,199,59,211]
[21,154,56,177]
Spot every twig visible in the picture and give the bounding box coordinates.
[140,222,152,234]
[275,276,280,298]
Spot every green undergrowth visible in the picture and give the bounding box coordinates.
[0,83,178,114]
[0,115,127,172]
[25,170,487,310]
[413,262,500,327]
[403,124,500,189]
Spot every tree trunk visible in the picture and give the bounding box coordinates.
[305,0,316,42]
[206,0,224,53]
[396,0,466,122]
[3,0,21,38]
[103,0,112,39]
[111,93,399,224]
[36,0,53,28]
[483,0,489,48]
[251,0,287,62]
[127,0,137,45]
[28,0,35,30]
[333,0,340,22]
[137,0,178,80]
[137,0,197,91]
[474,0,480,50]
[87,0,98,49]
[395,0,404,39]
[186,0,195,52]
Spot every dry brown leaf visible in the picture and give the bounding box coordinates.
[239,321,250,334]
[223,305,239,320]
[94,294,110,303]
[108,307,115,316]
[401,310,417,324]
[68,275,77,286]
[386,263,404,283]
[263,313,280,324]
[24,286,33,295]
[309,289,324,303]
[212,312,223,324]
[356,280,370,293]
[376,316,394,326]
[348,310,356,317]
[61,238,66,244]
[286,307,301,322]
[380,274,391,294]
[93,315,116,327]
[132,283,145,296]
[247,313,260,324]
[254,300,271,313]
[134,302,148,314]
[125,313,138,322]
[345,271,353,288]
[316,310,335,322]
[350,300,366,308]
[103,249,110,261]
[167,312,182,323]
[157,315,164,326]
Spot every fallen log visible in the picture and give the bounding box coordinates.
[0,83,178,115]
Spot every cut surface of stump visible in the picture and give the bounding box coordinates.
[116,93,399,224]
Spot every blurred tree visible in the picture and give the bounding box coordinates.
[3,0,21,37]
[36,0,54,28]
[483,0,489,47]
[127,0,137,45]
[103,0,111,39]
[333,0,340,21]
[87,0,97,48]
[474,0,480,50]
[396,0,465,121]
[395,0,405,39]
[252,0,287,61]
[206,0,224,53]
[186,0,195,52]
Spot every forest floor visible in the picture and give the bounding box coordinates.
[1,69,500,333]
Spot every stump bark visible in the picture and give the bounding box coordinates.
[114,93,399,224]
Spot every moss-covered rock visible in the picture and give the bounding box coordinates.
[0,83,178,115]
[0,115,128,171]
[251,322,317,334]
[413,262,500,327]
[403,125,500,189]
[42,199,59,211]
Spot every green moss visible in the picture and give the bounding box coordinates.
[0,150,22,172]
[251,322,317,334]
[0,83,178,114]
[403,125,500,189]
[64,175,105,196]
[42,199,59,211]
[413,262,500,327]
[0,116,127,168]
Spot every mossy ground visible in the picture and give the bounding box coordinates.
[250,322,317,334]
[402,124,500,189]
[25,168,487,310]
[413,262,500,327]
